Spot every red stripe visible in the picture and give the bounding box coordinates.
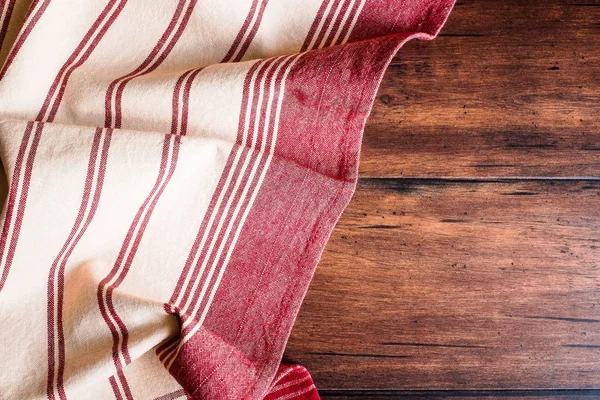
[169,66,203,137]
[0,0,17,52]
[108,0,199,129]
[165,59,265,309]
[329,0,362,46]
[104,0,187,127]
[153,389,189,400]
[45,0,128,122]
[179,57,290,326]
[97,136,173,366]
[0,121,43,287]
[171,58,275,317]
[0,121,34,293]
[0,0,49,80]
[309,0,344,50]
[46,128,103,400]
[229,0,269,63]
[36,0,120,121]
[220,0,260,62]
[170,69,193,135]
[300,0,332,52]
[179,67,203,136]
[156,335,179,361]
[320,0,354,48]
[108,376,124,400]
[117,368,134,400]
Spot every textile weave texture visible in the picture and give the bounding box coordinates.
[0,0,454,398]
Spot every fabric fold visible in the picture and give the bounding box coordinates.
[0,1,454,398]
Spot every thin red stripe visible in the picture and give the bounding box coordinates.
[108,376,124,400]
[156,335,179,360]
[46,128,103,400]
[300,0,332,52]
[36,0,120,121]
[97,136,172,366]
[179,57,286,320]
[170,69,193,135]
[309,0,344,50]
[229,0,269,63]
[165,59,265,308]
[0,0,17,52]
[320,0,354,48]
[0,121,34,293]
[185,57,293,328]
[175,58,280,311]
[153,389,189,400]
[111,0,199,129]
[0,0,49,80]
[104,0,187,127]
[330,0,362,46]
[221,0,260,62]
[46,0,128,122]
[179,67,203,136]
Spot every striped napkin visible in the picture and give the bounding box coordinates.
[0,0,454,398]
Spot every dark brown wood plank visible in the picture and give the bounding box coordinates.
[318,389,600,399]
[285,179,600,390]
[362,0,600,178]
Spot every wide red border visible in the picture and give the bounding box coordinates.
[169,1,455,398]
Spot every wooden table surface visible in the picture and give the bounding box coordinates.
[284,1,600,398]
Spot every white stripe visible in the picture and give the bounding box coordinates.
[49,129,107,398]
[101,135,176,368]
[43,0,122,121]
[171,58,273,315]
[329,0,356,47]
[108,0,192,127]
[270,375,311,393]
[306,0,336,51]
[163,55,298,367]
[0,122,37,273]
[317,0,346,49]
[172,71,188,136]
[113,372,129,399]
[0,1,11,37]
[156,338,179,359]
[227,0,266,62]
[275,384,316,400]
[173,56,301,363]
[341,0,366,45]
[178,56,285,330]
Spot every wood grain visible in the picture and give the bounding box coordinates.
[361,0,600,178]
[286,180,600,391]
[285,1,600,396]
[317,389,600,400]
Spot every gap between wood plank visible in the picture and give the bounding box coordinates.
[318,388,600,398]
